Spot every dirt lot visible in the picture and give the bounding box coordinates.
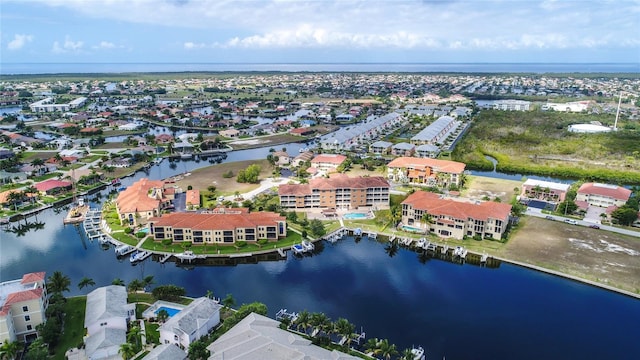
[171,159,270,195]
[463,175,523,203]
[503,216,640,294]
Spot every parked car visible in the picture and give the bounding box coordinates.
[564,219,578,225]
[589,224,600,229]
[545,216,554,220]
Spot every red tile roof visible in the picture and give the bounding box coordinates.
[116,178,168,213]
[402,191,511,222]
[279,174,389,196]
[311,154,347,165]
[35,179,72,192]
[21,272,46,284]
[150,211,284,231]
[577,183,632,201]
[186,189,200,206]
[1,288,44,315]
[388,157,466,174]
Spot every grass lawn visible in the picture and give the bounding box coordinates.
[144,323,160,345]
[19,151,58,162]
[53,296,87,360]
[173,159,270,195]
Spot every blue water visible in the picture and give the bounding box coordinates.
[401,225,423,232]
[155,306,180,318]
[2,63,638,75]
[343,213,368,219]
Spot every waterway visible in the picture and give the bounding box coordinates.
[1,144,639,359]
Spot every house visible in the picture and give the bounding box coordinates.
[289,127,315,136]
[279,174,390,210]
[576,183,632,208]
[0,272,47,343]
[155,134,174,144]
[219,129,239,138]
[520,179,570,210]
[207,312,359,360]
[387,157,466,188]
[391,142,415,156]
[369,141,392,155]
[149,210,287,245]
[115,178,175,226]
[310,154,347,172]
[185,189,200,210]
[142,344,186,360]
[0,149,15,160]
[104,157,132,168]
[84,286,135,360]
[291,151,314,167]
[415,144,440,158]
[401,191,512,240]
[159,297,221,350]
[272,151,290,166]
[34,179,73,195]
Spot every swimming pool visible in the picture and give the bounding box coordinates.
[155,306,181,317]
[401,225,423,232]
[343,213,368,219]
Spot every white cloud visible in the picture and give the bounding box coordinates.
[184,42,208,50]
[52,35,84,53]
[7,33,33,50]
[93,41,116,49]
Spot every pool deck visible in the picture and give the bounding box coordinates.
[141,300,187,319]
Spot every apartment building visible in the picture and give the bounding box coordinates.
[387,157,466,188]
[0,272,47,343]
[401,191,512,240]
[576,183,632,208]
[279,174,390,210]
[115,178,175,226]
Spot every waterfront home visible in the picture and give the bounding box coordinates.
[272,151,291,166]
[115,178,175,226]
[207,312,359,360]
[20,163,57,177]
[310,154,347,173]
[279,173,390,210]
[185,189,200,210]
[0,272,47,343]
[576,183,632,208]
[387,157,466,188]
[291,151,314,167]
[289,127,315,136]
[401,191,512,240]
[34,179,73,195]
[159,297,221,350]
[149,209,286,244]
[219,129,240,138]
[84,285,135,360]
[520,179,570,210]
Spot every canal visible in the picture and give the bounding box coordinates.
[1,144,639,359]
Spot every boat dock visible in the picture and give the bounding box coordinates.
[275,308,299,322]
[291,240,315,255]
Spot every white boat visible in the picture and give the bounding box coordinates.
[130,250,151,263]
[115,244,134,256]
[175,250,197,261]
[153,157,164,164]
[454,246,464,257]
[410,346,426,360]
[301,240,315,251]
[416,238,426,249]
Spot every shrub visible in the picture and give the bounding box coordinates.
[257,239,268,246]
[124,227,133,234]
[222,171,234,178]
[235,240,247,248]
[136,231,146,238]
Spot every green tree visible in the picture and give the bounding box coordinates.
[309,219,326,237]
[47,271,71,295]
[37,317,61,348]
[611,206,639,226]
[127,325,142,350]
[77,277,95,290]
[0,340,20,360]
[188,340,210,360]
[156,309,169,323]
[364,337,380,354]
[118,343,136,360]
[24,339,48,360]
[222,293,236,310]
[143,275,155,290]
[127,279,144,293]
[558,200,577,215]
[376,339,398,360]
[112,278,125,286]
[152,284,186,301]
[309,312,331,337]
[294,310,311,334]
[400,348,416,360]
[334,317,355,349]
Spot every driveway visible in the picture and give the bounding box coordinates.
[173,192,186,212]
[584,205,605,224]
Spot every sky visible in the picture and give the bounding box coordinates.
[1,0,639,64]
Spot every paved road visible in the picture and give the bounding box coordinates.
[220,177,296,203]
[525,207,640,238]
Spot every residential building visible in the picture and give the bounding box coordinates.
[159,297,221,350]
[207,312,359,360]
[291,151,314,167]
[520,179,570,210]
[279,174,390,210]
[29,97,87,112]
[576,183,632,208]
[149,209,286,244]
[84,286,135,360]
[401,191,512,240]
[34,179,72,195]
[310,154,347,172]
[415,144,440,158]
[391,142,415,156]
[0,272,47,343]
[542,101,589,112]
[387,157,466,188]
[142,344,186,360]
[272,151,290,166]
[369,140,393,154]
[492,99,531,111]
[185,189,200,210]
[319,112,404,151]
[115,178,175,226]
[219,129,239,138]
[410,116,460,145]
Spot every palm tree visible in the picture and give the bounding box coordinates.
[334,317,355,349]
[6,191,23,211]
[142,275,155,290]
[294,310,311,334]
[156,309,169,323]
[119,342,136,360]
[400,348,415,360]
[221,293,236,310]
[205,289,214,300]
[127,325,142,349]
[309,312,331,337]
[0,340,20,360]
[364,338,380,354]
[376,339,398,360]
[31,158,45,173]
[112,278,125,286]
[127,279,144,293]
[47,271,71,294]
[77,277,95,290]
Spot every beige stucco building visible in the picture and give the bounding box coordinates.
[0,272,47,343]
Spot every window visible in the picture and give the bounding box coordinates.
[26,325,33,331]
[22,306,28,312]
[25,315,31,321]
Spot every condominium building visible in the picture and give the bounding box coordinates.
[576,183,632,208]
[0,272,47,343]
[492,99,531,111]
[115,178,175,226]
[149,209,286,244]
[319,112,404,151]
[29,97,87,112]
[279,174,390,210]
[410,116,460,145]
[310,154,347,172]
[520,179,570,210]
[401,191,512,240]
[387,157,466,188]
